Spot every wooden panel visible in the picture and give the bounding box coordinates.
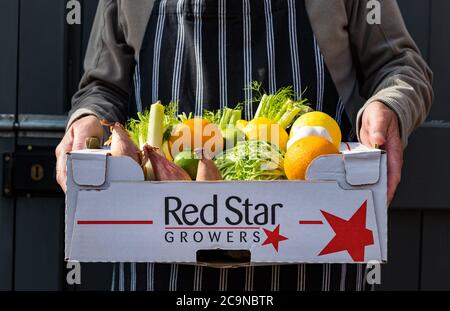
[0,139,15,290]
[13,138,64,290]
[13,197,64,290]
[379,209,421,290]
[18,0,66,115]
[0,0,18,114]
[429,1,450,121]
[420,211,450,290]
[397,0,431,60]
[392,126,450,209]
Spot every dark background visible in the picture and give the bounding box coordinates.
[0,0,449,291]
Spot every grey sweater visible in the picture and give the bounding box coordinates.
[69,0,433,147]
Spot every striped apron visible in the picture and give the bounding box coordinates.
[112,0,371,291]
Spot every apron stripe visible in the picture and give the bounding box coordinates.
[340,264,347,291]
[133,68,138,111]
[335,98,345,126]
[146,263,154,291]
[199,266,204,290]
[111,263,116,291]
[194,0,204,116]
[152,0,168,103]
[193,266,198,291]
[171,0,186,109]
[363,265,368,291]
[324,264,328,291]
[169,264,179,291]
[264,0,276,93]
[297,264,305,291]
[193,266,203,291]
[219,268,228,291]
[218,0,228,109]
[134,64,143,112]
[119,262,125,291]
[130,263,136,291]
[244,266,254,291]
[327,264,330,291]
[219,268,223,291]
[359,264,365,291]
[224,268,228,291]
[243,0,253,119]
[271,265,280,291]
[355,264,361,291]
[313,36,324,111]
[287,0,302,100]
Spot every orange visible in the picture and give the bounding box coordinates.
[169,118,223,156]
[284,136,339,180]
[243,117,289,151]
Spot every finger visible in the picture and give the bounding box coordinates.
[56,130,73,193]
[56,153,68,193]
[366,113,388,148]
[385,125,403,206]
[359,127,371,148]
[72,132,88,151]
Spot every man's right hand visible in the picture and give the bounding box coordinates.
[55,115,103,192]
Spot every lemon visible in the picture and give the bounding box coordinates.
[289,112,341,149]
[284,136,339,180]
[244,117,289,151]
[236,120,249,131]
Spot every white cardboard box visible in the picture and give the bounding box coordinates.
[65,143,387,265]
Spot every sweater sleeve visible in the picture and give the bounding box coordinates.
[67,0,135,129]
[347,0,433,147]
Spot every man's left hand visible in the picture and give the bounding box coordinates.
[359,101,403,206]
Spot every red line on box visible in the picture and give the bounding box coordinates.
[165,226,260,230]
[298,220,323,225]
[77,220,154,225]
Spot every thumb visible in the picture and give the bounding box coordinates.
[72,132,88,151]
[363,112,388,148]
[71,117,103,151]
[369,120,387,147]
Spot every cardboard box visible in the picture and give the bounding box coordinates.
[65,143,387,265]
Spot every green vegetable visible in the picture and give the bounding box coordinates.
[229,109,242,126]
[162,102,181,142]
[174,150,199,180]
[147,101,165,150]
[250,82,311,129]
[214,140,286,181]
[127,110,149,148]
[222,127,245,150]
[203,109,223,127]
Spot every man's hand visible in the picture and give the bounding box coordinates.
[55,115,103,192]
[359,101,403,206]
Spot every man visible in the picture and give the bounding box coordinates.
[56,0,432,291]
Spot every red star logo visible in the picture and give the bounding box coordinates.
[262,224,288,252]
[319,200,374,262]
